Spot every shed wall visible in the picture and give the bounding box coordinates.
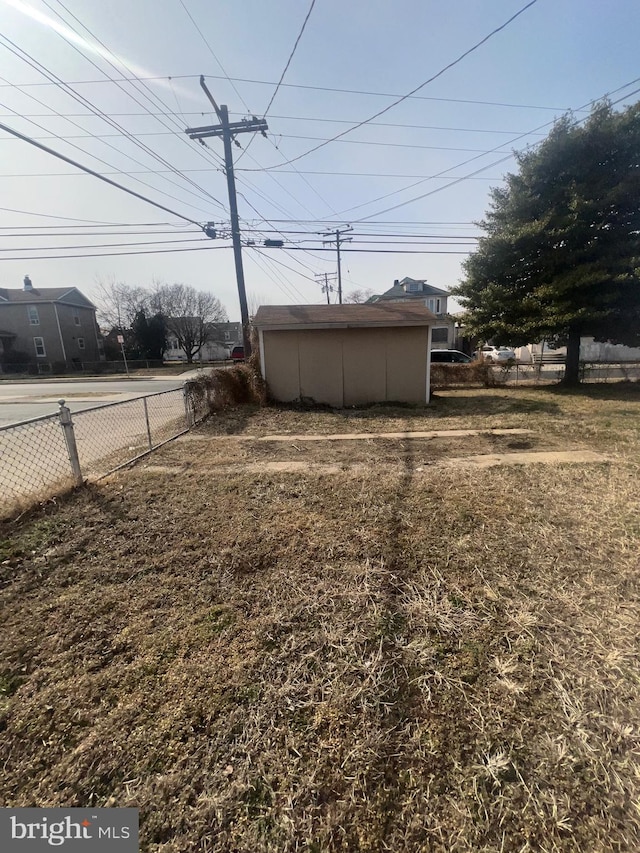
[262,326,429,406]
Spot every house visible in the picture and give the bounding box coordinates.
[254,302,436,407]
[367,277,455,348]
[164,321,242,362]
[0,276,104,372]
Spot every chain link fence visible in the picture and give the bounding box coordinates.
[0,385,208,519]
[497,361,640,385]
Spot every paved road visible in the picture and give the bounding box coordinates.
[0,373,201,426]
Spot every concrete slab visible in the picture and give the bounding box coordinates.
[179,428,534,442]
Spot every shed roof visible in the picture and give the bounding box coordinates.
[254,302,435,330]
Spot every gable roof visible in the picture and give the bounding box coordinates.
[254,302,435,330]
[368,277,449,302]
[0,286,96,308]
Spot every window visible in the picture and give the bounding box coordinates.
[407,281,422,293]
[33,336,46,357]
[77,337,85,350]
[427,298,435,311]
[73,309,81,326]
[27,305,39,325]
[436,298,441,313]
[432,327,449,343]
[224,330,231,340]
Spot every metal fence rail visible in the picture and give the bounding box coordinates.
[0,385,207,519]
[500,361,640,385]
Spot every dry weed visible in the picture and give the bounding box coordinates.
[1,389,640,851]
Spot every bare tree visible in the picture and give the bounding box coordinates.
[344,288,375,304]
[155,283,228,363]
[247,291,271,319]
[94,277,150,330]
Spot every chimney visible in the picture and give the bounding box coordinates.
[23,275,33,291]
[393,279,399,287]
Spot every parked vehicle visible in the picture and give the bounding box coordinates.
[230,346,245,361]
[430,349,473,363]
[477,345,516,363]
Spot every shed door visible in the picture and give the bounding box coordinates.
[342,328,386,406]
[298,330,344,407]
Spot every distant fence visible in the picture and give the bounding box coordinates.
[431,360,640,389]
[0,386,209,519]
[500,361,640,385]
[0,359,165,376]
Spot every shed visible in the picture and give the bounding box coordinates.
[253,302,435,407]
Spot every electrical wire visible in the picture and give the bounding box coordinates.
[246,251,306,303]
[178,0,252,112]
[0,244,231,260]
[46,0,232,205]
[351,79,640,221]
[0,75,576,112]
[0,237,215,251]
[0,36,226,214]
[256,0,539,169]
[0,119,204,226]
[264,0,316,117]
[0,88,218,218]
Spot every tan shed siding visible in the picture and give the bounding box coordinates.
[299,330,343,407]
[342,328,386,405]
[263,330,300,402]
[386,327,428,403]
[263,326,429,406]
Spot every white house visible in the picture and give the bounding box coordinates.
[367,278,455,348]
[165,321,243,362]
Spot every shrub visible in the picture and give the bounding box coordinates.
[186,363,266,414]
[430,360,494,390]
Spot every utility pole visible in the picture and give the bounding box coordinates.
[322,226,352,304]
[185,77,268,358]
[314,272,337,304]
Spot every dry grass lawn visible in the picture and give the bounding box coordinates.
[1,385,640,852]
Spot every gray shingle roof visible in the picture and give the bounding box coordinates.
[253,302,435,329]
[0,287,95,307]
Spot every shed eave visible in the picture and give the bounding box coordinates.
[256,320,433,332]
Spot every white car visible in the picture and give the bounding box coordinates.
[478,345,516,363]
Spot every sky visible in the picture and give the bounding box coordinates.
[0,0,639,322]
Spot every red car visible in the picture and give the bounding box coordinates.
[230,346,245,361]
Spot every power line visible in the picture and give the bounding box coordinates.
[0,237,214,251]
[246,251,305,303]
[264,0,316,116]
[257,0,540,169]
[352,79,640,221]
[237,169,504,180]
[178,0,252,112]
[46,2,230,171]
[0,37,226,213]
[234,114,548,136]
[0,205,171,225]
[0,119,204,226]
[258,246,470,254]
[0,75,576,112]
[250,247,322,283]
[0,244,231,261]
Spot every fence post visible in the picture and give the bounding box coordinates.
[183,385,193,428]
[142,397,153,449]
[58,400,83,485]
